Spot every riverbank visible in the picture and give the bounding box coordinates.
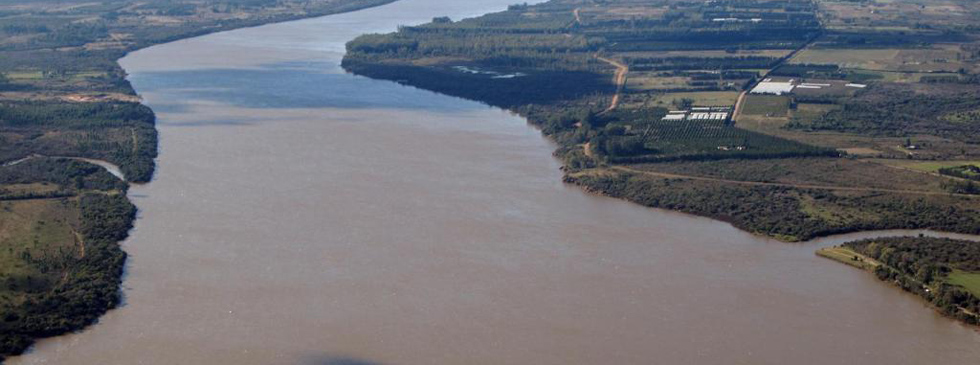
[0,0,400,360]
[341,0,980,242]
[818,236,980,326]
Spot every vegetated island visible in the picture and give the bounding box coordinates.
[818,236,980,326]
[0,0,397,359]
[341,0,980,243]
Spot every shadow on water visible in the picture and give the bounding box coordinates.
[300,354,387,365]
[130,63,490,114]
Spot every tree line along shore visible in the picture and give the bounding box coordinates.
[818,236,980,326]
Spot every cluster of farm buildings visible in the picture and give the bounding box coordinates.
[661,107,732,122]
[750,78,866,96]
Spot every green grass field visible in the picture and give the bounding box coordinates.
[816,246,879,271]
[947,270,980,297]
[4,70,108,81]
[627,74,691,91]
[792,103,840,123]
[790,48,966,73]
[651,91,740,107]
[741,95,789,116]
[0,198,80,300]
[883,160,980,173]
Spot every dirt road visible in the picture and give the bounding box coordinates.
[596,56,628,114]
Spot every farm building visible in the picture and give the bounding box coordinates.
[751,78,796,95]
[661,108,730,122]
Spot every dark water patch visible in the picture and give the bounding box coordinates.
[129,65,491,113]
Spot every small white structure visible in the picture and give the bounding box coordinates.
[709,112,728,120]
[846,83,867,88]
[661,108,731,122]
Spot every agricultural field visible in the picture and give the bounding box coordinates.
[0,198,81,305]
[873,160,980,173]
[791,103,840,123]
[790,47,974,73]
[741,95,790,117]
[948,270,980,297]
[626,74,691,91]
[817,0,980,30]
[649,91,741,108]
[629,158,951,191]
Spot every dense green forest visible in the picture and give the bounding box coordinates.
[568,171,980,241]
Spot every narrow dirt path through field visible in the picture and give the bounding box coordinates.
[597,56,628,114]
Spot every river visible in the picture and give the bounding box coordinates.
[11,0,980,364]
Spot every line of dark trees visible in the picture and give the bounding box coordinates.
[567,172,980,242]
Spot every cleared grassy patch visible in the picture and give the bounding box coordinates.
[816,246,879,271]
[626,74,690,91]
[651,91,739,107]
[4,71,44,80]
[741,95,789,116]
[791,103,840,124]
[791,48,969,73]
[948,270,980,298]
[0,198,81,298]
[874,160,980,173]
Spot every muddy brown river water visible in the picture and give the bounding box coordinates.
[10,1,980,364]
